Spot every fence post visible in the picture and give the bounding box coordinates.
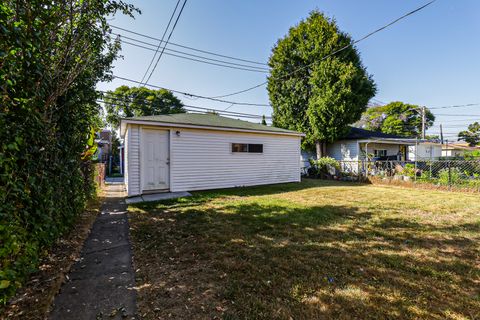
[448,161,452,189]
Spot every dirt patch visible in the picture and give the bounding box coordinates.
[129,211,229,319]
[1,197,101,320]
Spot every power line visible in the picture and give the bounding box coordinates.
[96,91,270,118]
[120,39,268,73]
[435,118,480,122]
[117,34,269,71]
[209,0,437,99]
[139,0,182,85]
[144,0,188,85]
[96,99,269,120]
[433,113,480,117]
[430,103,480,110]
[110,25,268,66]
[110,74,271,107]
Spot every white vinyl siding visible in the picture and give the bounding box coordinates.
[327,140,359,161]
[169,128,301,192]
[359,143,400,160]
[409,144,443,160]
[126,124,141,196]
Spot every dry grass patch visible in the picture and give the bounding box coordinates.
[129,180,480,320]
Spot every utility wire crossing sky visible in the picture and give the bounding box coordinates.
[99,0,480,140]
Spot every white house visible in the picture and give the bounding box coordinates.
[327,127,415,162]
[120,113,304,197]
[325,127,422,173]
[408,142,442,161]
[442,142,480,158]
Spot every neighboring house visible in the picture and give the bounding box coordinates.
[120,113,304,197]
[325,127,420,173]
[327,127,415,161]
[408,142,443,161]
[95,129,112,163]
[442,142,480,157]
[301,150,316,173]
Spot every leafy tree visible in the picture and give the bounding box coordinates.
[463,150,480,160]
[458,122,480,146]
[104,86,185,128]
[360,102,435,137]
[261,115,267,125]
[0,0,137,302]
[268,11,376,157]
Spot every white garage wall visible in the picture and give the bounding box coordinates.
[126,124,141,196]
[169,128,301,192]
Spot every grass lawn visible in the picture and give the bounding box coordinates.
[128,179,480,320]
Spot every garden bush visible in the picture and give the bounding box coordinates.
[308,157,340,178]
[438,167,463,185]
[0,0,137,304]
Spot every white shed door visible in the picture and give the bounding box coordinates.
[142,129,169,191]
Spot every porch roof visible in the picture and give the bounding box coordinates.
[357,138,419,145]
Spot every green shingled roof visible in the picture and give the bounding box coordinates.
[123,113,303,135]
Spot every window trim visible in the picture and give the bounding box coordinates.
[374,149,387,157]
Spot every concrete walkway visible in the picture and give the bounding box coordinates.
[50,184,136,320]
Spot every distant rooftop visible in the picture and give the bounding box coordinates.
[121,113,303,136]
[343,127,407,140]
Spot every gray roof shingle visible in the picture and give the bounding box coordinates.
[344,127,406,140]
[123,113,303,135]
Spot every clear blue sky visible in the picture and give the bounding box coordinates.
[98,0,480,140]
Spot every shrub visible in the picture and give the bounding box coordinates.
[308,157,340,178]
[402,164,417,178]
[0,0,137,304]
[438,168,463,185]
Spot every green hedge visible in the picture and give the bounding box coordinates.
[0,0,137,304]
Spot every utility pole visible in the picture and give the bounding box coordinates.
[421,106,426,140]
[440,124,444,144]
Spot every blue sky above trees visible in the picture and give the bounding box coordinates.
[99,0,480,140]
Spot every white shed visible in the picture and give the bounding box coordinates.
[119,113,304,197]
[408,142,443,160]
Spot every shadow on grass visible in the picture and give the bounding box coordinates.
[129,184,480,320]
[132,179,366,212]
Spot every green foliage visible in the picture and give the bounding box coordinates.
[267,11,376,149]
[360,102,435,137]
[0,0,137,304]
[308,157,340,177]
[463,150,480,160]
[458,122,480,146]
[401,163,417,178]
[438,168,463,185]
[104,86,185,129]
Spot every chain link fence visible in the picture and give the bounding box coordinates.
[334,160,480,191]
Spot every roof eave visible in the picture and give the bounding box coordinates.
[120,118,305,137]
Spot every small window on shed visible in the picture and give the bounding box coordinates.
[232,143,248,152]
[231,143,263,153]
[248,144,263,153]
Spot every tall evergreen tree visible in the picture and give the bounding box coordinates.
[268,11,376,157]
